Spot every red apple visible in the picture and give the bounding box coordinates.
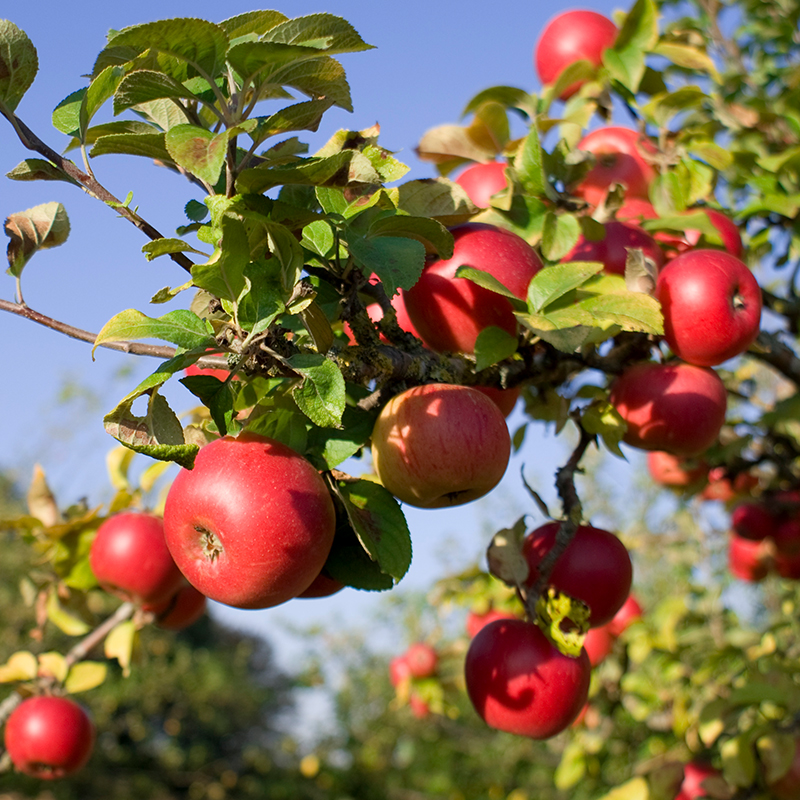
[583,625,615,667]
[701,466,759,502]
[767,738,800,800]
[389,655,412,687]
[466,607,518,639]
[563,220,665,276]
[409,693,430,719]
[465,618,591,739]
[370,383,511,508]
[143,582,207,631]
[89,512,184,606]
[609,361,728,457]
[5,696,95,779]
[676,761,723,800]
[163,432,336,609]
[606,594,643,637]
[574,127,658,206]
[728,533,770,582]
[655,249,762,367]
[402,222,543,354]
[731,502,775,541]
[680,209,744,259]
[296,570,345,599]
[454,161,508,207]
[344,294,422,345]
[522,522,633,627]
[405,642,438,678]
[534,10,618,99]
[473,385,521,417]
[647,451,708,488]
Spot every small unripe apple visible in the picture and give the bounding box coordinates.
[655,249,762,367]
[609,361,728,457]
[5,696,95,779]
[534,10,618,99]
[163,432,336,609]
[454,161,508,207]
[371,383,511,508]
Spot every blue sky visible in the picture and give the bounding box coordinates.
[0,1,641,657]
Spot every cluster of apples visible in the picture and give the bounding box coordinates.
[389,642,439,719]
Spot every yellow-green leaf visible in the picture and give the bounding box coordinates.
[105,619,137,677]
[0,650,38,682]
[65,661,108,694]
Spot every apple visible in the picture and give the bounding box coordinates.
[409,693,430,719]
[728,533,770,582]
[563,220,665,276]
[647,451,708,488]
[534,10,618,99]
[522,522,633,627]
[143,582,207,631]
[583,625,615,667]
[701,466,758,502]
[4,695,95,779]
[609,361,728,457]
[607,594,643,637]
[766,738,800,800]
[89,512,184,606]
[574,126,658,207]
[466,607,518,639]
[676,761,723,800]
[405,642,438,678]
[402,222,543,354]
[389,655,412,687]
[731,502,775,541]
[473,385,521,418]
[297,570,345,599]
[655,249,762,367]
[344,293,422,345]
[464,618,591,739]
[370,383,511,508]
[163,432,336,609]
[454,161,508,207]
[773,517,800,579]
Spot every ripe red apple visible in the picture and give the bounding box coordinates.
[454,161,508,207]
[534,10,618,99]
[728,533,770,582]
[647,451,708,488]
[89,512,184,606]
[5,695,95,779]
[731,502,775,541]
[163,432,336,609]
[389,655,412,687]
[606,594,643,637]
[409,693,430,719]
[466,607,518,639]
[405,642,438,678]
[370,383,511,508]
[143,582,207,631]
[583,625,615,667]
[676,761,723,800]
[297,570,345,599]
[701,466,759,502]
[522,522,633,627]
[609,361,728,457]
[402,222,543,354]
[465,618,591,739]
[655,249,762,367]
[343,294,422,345]
[574,127,658,206]
[473,385,521,418]
[766,738,800,800]
[563,220,665,276]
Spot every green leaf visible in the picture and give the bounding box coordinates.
[287,354,346,428]
[238,262,286,338]
[578,291,664,335]
[237,151,374,194]
[0,650,37,682]
[367,215,453,260]
[555,739,587,791]
[165,124,228,185]
[454,266,521,302]
[349,235,426,298]
[307,405,375,469]
[641,85,707,127]
[596,777,649,800]
[0,21,38,112]
[605,0,658,93]
[219,10,288,39]
[52,88,85,136]
[415,123,499,166]
[462,85,536,119]
[65,661,108,694]
[6,159,77,185]
[541,212,581,261]
[515,124,549,199]
[191,214,250,302]
[324,522,395,591]
[142,238,205,261]
[180,375,235,437]
[652,42,721,82]
[249,98,335,144]
[528,261,604,313]
[46,589,90,636]
[105,619,136,678]
[113,69,202,114]
[93,309,211,355]
[582,399,626,458]
[721,733,758,787]
[337,479,412,582]
[90,131,172,162]
[267,56,354,111]
[757,733,798,785]
[5,201,69,279]
[395,179,477,226]
[474,326,519,371]
[261,13,374,55]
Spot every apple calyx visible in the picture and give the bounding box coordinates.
[535,587,591,657]
[197,525,223,562]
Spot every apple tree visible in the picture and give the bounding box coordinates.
[2,0,800,796]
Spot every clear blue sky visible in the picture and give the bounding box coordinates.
[0,1,639,658]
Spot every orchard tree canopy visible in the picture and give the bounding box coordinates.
[2,0,800,797]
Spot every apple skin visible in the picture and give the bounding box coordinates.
[728,533,770,582]
[464,618,591,739]
[296,570,345,599]
[655,249,762,367]
[474,385,521,418]
[5,696,95,779]
[454,161,508,208]
[574,127,658,207]
[89,512,185,606]
[370,383,511,509]
[405,643,438,678]
[163,432,336,610]
[609,361,728,457]
[607,594,643,637]
[389,655,412,687]
[773,518,800,579]
[731,502,775,541]
[701,466,758,502]
[647,451,708,488]
[344,294,422,345]
[143,582,207,631]
[563,220,665,276]
[534,10,618,99]
[583,625,615,667]
[466,608,518,639]
[522,522,633,627]
[409,693,430,719]
[767,738,800,800]
[676,761,722,800]
[402,222,543,354]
